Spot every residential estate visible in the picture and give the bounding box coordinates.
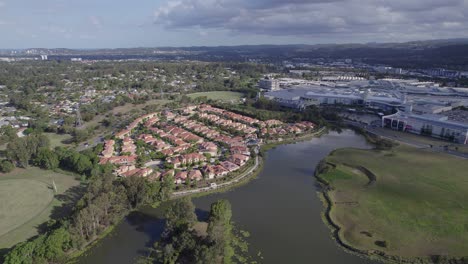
[99,104,316,185]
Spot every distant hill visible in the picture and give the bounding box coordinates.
[3,38,468,70]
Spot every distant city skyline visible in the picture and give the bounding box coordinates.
[1,0,468,49]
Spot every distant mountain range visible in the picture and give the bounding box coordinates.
[2,38,468,70]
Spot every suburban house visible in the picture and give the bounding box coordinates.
[175,171,188,184]
[188,170,203,181]
[99,155,137,165]
[199,142,218,156]
[220,161,239,172]
[101,140,115,158]
[228,154,250,166]
[202,165,216,179]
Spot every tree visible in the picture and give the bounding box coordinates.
[5,133,50,168]
[165,197,197,230]
[40,227,71,261]
[123,176,150,208]
[34,147,59,170]
[6,137,30,168]
[206,199,234,263]
[0,125,18,144]
[0,160,15,173]
[158,174,175,201]
[74,155,93,175]
[73,129,89,143]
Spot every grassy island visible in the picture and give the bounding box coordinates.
[316,145,468,262]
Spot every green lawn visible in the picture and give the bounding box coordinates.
[0,167,81,250]
[319,146,468,258]
[83,99,172,131]
[187,91,244,101]
[45,133,73,148]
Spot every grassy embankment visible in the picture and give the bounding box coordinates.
[187,91,244,101]
[316,145,468,262]
[0,167,81,251]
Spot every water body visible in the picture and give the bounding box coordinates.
[79,130,376,264]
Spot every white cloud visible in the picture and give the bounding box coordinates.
[153,0,468,41]
[89,16,102,29]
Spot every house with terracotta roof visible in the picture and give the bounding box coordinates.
[162,110,176,120]
[115,165,136,175]
[163,169,175,178]
[122,168,141,177]
[265,119,283,127]
[160,148,175,157]
[212,165,229,177]
[220,161,239,172]
[153,140,171,151]
[199,142,218,156]
[169,157,182,168]
[230,145,250,155]
[134,168,153,177]
[175,171,188,184]
[202,165,216,179]
[100,155,137,165]
[228,154,250,166]
[115,129,131,139]
[144,117,159,127]
[101,140,115,158]
[148,171,162,181]
[121,137,137,155]
[188,170,203,181]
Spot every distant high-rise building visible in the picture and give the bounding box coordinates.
[258,78,280,91]
[40,55,48,60]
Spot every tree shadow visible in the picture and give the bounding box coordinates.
[126,211,167,256]
[62,138,75,145]
[0,248,10,262]
[36,184,87,234]
[195,208,210,222]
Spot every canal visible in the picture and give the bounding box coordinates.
[79,130,377,264]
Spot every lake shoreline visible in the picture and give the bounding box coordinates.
[77,130,383,264]
[73,128,326,262]
[314,148,468,264]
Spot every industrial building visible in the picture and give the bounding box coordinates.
[264,85,405,112]
[382,112,468,144]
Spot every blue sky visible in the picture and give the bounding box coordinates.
[1,0,468,48]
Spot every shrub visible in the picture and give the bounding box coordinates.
[0,160,15,173]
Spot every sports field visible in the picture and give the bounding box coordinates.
[187,91,244,101]
[318,145,468,258]
[0,167,81,249]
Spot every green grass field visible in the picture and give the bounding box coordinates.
[187,91,244,101]
[45,133,73,148]
[319,146,468,258]
[0,167,81,250]
[83,99,171,130]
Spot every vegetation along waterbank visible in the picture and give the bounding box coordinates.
[315,144,468,263]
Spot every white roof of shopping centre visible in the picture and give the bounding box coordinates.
[387,112,468,131]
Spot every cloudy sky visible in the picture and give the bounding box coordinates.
[1,0,468,48]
